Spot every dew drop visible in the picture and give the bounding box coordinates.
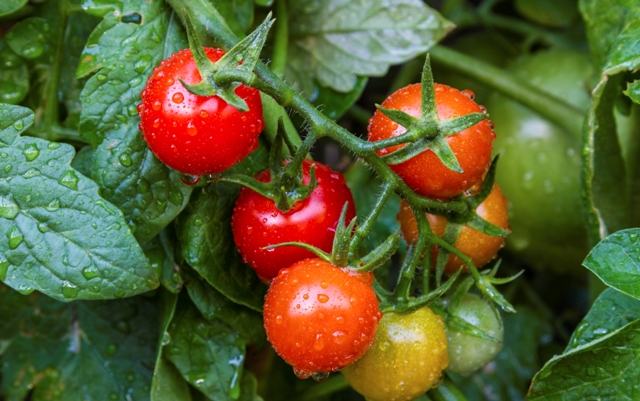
[199,110,209,118]
[311,372,330,382]
[180,173,200,186]
[320,281,328,289]
[317,294,329,303]
[187,120,198,136]
[59,171,79,190]
[461,89,475,99]
[82,266,100,280]
[0,195,19,219]
[23,143,39,161]
[7,226,23,250]
[152,100,162,111]
[172,92,184,104]
[0,259,10,281]
[275,315,283,325]
[313,334,325,351]
[118,153,132,167]
[293,367,310,380]
[13,120,24,131]
[62,282,79,298]
[152,118,160,128]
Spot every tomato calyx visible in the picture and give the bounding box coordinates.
[179,12,273,111]
[366,55,488,172]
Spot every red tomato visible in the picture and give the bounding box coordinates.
[263,259,381,376]
[138,48,264,176]
[397,184,510,274]
[368,83,494,200]
[231,159,356,281]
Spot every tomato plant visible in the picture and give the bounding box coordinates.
[138,48,264,176]
[487,49,591,272]
[446,293,504,375]
[263,259,380,377]
[232,159,356,281]
[3,0,640,400]
[368,83,495,200]
[397,184,509,273]
[341,305,449,401]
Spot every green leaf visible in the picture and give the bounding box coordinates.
[212,0,254,36]
[151,290,193,401]
[0,284,160,401]
[0,104,157,301]
[624,80,640,104]
[286,0,454,95]
[5,17,52,61]
[567,288,640,351]
[71,145,94,178]
[0,0,27,17]
[583,228,640,299]
[0,40,29,105]
[310,76,368,120]
[187,276,266,347]
[165,298,246,401]
[144,231,187,294]
[177,144,269,312]
[528,317,640,400]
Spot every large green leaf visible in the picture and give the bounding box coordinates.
[583,228,640,299]
[164,298,247,401]
[286,0,453,95]
[580,1,640,244]
[0,0,27,17]
[176,144,269,312]
[78,0,193,244]
[528,317,640,400]
[0,104,157,301]
[0,284,160,401]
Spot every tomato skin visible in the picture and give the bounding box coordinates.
[341,306,449,401]
[398,184,509,274]
[368,83,495,200]
[487,49,591,272]
[446,293,503,375]
[232,160,356,281]
[138,48,264,176]
[263,259,380,375]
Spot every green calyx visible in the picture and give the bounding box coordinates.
[212,119,317,213]
[179,12,273,111]
[367,55,488,172]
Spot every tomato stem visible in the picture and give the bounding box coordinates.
[349,182,397,254]
[270,0,289,76]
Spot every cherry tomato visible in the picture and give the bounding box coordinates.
[398,184,509,274]
[263,259,380,377]
[342,305,449,401]
[368,83,495,200]
[447,293,504,375]
[138,48,264,176]
[232,160,356,281]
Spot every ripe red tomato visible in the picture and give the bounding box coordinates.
[232,159,356,281]
[263,259,381,377]
[397,184,509,274]
[138,48,264,176]
[368,83,494,200]
[341,305,449,401]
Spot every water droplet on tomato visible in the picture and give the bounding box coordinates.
[180,173,200,186]
[335,316,344,324]
[275,315,283,325]
[317,294,329,303]
[293,368,310,380]
[167,78,174,85]
[199,110,209,118]
[313,334,325,351]
[311,372,330,382]
[303,293,309,300]
[172,92,184,104]
[332,331,345,344]
[136,103,144,114]
[320,281,328,289]
[461,89,475,99]
[153,118,160,128]
[187,120,198,136]
[152,100,161,111]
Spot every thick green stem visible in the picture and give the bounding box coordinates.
[429,45,584,138]
[270,0,289,75]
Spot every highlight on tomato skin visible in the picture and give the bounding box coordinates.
[341,305,449,401]
[231,160,356,281]
[138,47,264,176]
[262,259,381,378]
[368,83,495,200]
[397,184,510,274]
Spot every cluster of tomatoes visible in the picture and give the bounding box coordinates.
[138,47,509,401]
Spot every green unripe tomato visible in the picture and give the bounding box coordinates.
[446,294,503,375]
[341,306,449,401]
[487,49,592,272]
